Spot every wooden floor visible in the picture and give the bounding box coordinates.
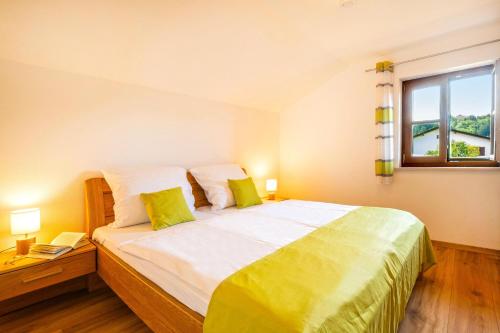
[0,288,152,333]
[399,245,499,333]
[0,245,498,333]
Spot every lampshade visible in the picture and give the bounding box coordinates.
[10,208,40,235]
[266,179,278,192]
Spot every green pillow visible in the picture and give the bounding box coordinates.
[140,187,195,230]
[228,177,263,209]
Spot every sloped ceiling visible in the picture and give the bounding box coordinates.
[1,0,499,112]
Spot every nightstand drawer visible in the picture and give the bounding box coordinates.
[0,251,95,301]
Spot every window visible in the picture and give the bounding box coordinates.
[401,64,499,167]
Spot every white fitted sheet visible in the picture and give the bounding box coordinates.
[93,200,358,316]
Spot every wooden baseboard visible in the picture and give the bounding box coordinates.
[432,240,499,257]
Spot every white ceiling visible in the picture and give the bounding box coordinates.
[1,0,499,111]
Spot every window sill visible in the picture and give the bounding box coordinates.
[396,166,500,171]
[400,159,499,168]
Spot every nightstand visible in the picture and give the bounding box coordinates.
[0,243,96,312]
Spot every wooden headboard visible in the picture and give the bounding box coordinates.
[84,172,210,237]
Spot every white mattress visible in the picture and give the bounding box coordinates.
[93,200,357,316]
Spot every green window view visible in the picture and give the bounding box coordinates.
[448,73,492,158]
[411,86,440,157]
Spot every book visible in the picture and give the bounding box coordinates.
[27,232,88,260]
[50,232,88,249]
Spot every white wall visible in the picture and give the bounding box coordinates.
[280,23,500,250]
[0,59,279,248]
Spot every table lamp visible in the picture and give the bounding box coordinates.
[10,208,40,255]
[266,179,277,200]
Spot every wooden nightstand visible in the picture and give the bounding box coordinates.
[0,243,96,314]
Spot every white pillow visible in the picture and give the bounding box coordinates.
[189,164,246,210]
[102,166,195,228]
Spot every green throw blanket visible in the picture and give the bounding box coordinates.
[204,207,436,333]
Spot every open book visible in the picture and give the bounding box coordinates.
[27,232,89,259]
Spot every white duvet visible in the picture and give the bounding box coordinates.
[93,200,358,315]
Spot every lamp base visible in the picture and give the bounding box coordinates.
[16,236,36,255]
[267,193,276,200]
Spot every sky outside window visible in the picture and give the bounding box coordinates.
[412,86,440,122]
[450,74,492,117]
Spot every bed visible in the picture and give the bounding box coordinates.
[85,175,435,333]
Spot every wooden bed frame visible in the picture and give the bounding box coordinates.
[85,171,425,332]
[84,173,208,333]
